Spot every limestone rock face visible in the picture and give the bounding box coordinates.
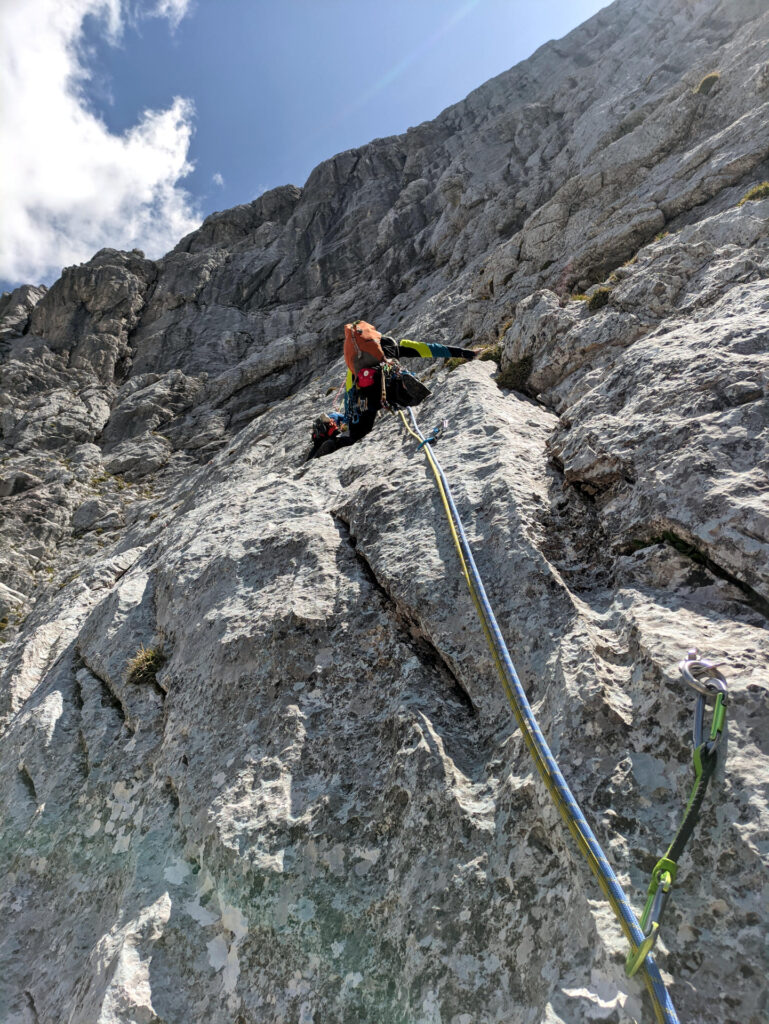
[1,1,768,1023]
[503,199,769,600]
[28,248,157,382]
[0,284,47,349]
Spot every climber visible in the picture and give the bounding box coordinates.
[307,320,476,460]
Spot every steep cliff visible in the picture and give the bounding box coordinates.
[1,1,767,1022]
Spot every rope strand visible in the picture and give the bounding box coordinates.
[399,408,679,1024]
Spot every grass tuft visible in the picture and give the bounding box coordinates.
[126,645,166,686]
[445,357,468,372]
[572,289,611,311]
[587,287,612,312]
[478,344,502,363]
[694,71,720,95]
[738,182,769,206]
[496,354,533,391]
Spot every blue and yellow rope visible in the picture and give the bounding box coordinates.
[399,408,679,1024]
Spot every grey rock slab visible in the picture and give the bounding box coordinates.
[28,249,156,383]
[0,284,47,346]
[0,468,43,498]
[547,278,769,595]
[0,546,146,727]
[78,561,164,732]
[103,433,173,480]
[1,2,769,1022]
[504,202,769,602]
[7,390,86,451]
[102,369,204,447]
[72,497,125,535]
[0,582,26,620]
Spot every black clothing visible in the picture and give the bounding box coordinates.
[313,434,354,459]
[309,359,431,460]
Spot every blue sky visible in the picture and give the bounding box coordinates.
[0,0,608,292]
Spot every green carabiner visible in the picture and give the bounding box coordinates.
[625,857,678,977]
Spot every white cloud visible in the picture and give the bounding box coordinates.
[151,0,192,31]
[0,0,200,286]
[212,171,225,188]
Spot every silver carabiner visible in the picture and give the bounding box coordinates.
[434,418,449,442]
[679,648,728,697]
[679,649,728,750]
[417,419,449,449]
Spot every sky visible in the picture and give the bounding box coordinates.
[0,0,609,293]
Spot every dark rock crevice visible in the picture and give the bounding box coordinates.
[332,511,476,717]
[18,764,39,806]
[623,528,769,621]
[74,646,131,732]
[24,990,41,1024]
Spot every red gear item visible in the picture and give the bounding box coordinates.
[344,320,384,374]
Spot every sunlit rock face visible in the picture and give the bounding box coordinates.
[1,1,768,1022]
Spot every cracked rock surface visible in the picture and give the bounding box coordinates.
[1,1,768,1023]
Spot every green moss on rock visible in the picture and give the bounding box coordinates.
[694,71,720,95]
[127,645,166,686]
[478,344,502,363]
[587,287,612,312]
[497,354,533,391]
[738,182,769,206]
[445,357,468,372]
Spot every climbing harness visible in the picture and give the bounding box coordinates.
[337,359,432,426]
[625,650,728,978]
[399,407,681,1024]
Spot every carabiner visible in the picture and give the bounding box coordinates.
[625,857,677,977]
[417,419,449,449]
[679,648,728,698]
[679,648,728,753]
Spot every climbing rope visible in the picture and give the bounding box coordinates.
[399,407,679,1024]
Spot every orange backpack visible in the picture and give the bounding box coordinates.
[344,320,385,374]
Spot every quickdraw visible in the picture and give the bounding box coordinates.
[625,649,728,978]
